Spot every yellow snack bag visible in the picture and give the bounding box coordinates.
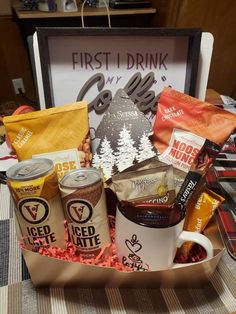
[3,102,92,180]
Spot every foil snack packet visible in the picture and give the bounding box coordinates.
[115,156,167,173]
[108,156,185,195]
[110,164,175,204]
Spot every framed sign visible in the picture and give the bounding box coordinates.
[36,27,201,128]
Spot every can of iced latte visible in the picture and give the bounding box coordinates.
[59,168,111,259]
[7,158,66,251]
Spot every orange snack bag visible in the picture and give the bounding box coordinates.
[151,88,236,172]
[3,102,92,179]
[176,188,224,260]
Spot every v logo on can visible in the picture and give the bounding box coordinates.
[71,205,85,220]
[67,200,93,224]
[18,197,49,224]
[23,204,40,221]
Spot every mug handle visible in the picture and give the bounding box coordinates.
[173,231,214,268]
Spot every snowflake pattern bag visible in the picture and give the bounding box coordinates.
[92,89,157,180]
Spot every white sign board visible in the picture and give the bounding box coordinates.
[36,28,202,128]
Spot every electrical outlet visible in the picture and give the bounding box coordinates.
[12,78,25,95]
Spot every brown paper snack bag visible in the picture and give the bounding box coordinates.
[3,102,92,179]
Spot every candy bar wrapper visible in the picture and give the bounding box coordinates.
[174,139,221,212]
[176,188,225,261]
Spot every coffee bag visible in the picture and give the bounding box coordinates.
[110,165,175,204]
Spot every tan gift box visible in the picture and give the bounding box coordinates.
[19,217,225,288]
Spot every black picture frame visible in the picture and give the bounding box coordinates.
[36,27,202,112]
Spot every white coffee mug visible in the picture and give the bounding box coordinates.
[115,206,214,271]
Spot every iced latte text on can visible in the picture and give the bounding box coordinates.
[7,158,66,251]
[59,168,111,259]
